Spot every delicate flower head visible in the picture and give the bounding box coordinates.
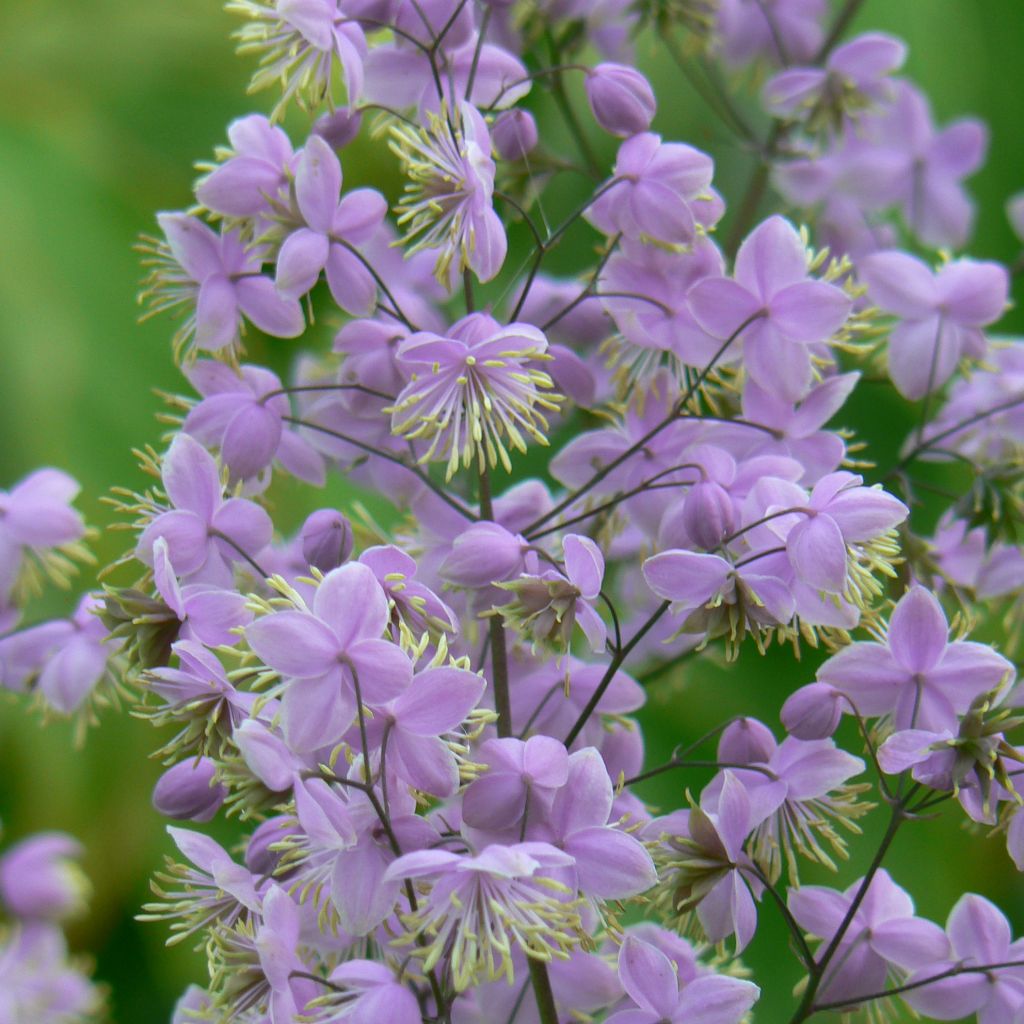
[392,102,507,284]
[385,842,582,991]
[389,313,561,479]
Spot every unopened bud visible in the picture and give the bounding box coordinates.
[152,758,227,822]
[302,509,354,573]
[492,109,539,161]
[585,63,656,137]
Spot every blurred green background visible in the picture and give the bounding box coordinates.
[1,1,1023,1021]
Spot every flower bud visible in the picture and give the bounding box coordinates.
[781,683,843,740]
[719,717,776,763]
[585,63,656,137]
[302,509,354,573]
[0,834,89,920]
[440,522,526,587]
[492,109,539,161]
[681,481,735,551]
[152,758,227,822]
[245,816,297,876]
[312,107,363,151]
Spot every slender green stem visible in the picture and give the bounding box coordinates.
[527,957,560,1024]
[478,467,513,737]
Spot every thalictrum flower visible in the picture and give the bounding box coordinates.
[389,313,560,479]
[689,215,852,402]
[816,585,1015,732]
[606,934,760,1024]
[861,251,1008,399]
[245,562,413,752]
[136,434,273,588]
[274,134,387,315]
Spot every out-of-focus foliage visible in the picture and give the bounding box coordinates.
[1,1,1023,1020]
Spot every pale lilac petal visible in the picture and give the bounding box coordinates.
[524,734,570,787]
[158,213,223,281]
[876,729,946,774]
[563,535,604,599]
[788,885,848,938]
[770,281,851,342]
[332,840,399,935]
[275,228,329,299]
[235,276,305,338]
[194,275,239,352]
[461,774,529,831]
[391,731,458,796]
[137,511,210,576]
[817,643,907,715]
[947,893,1011,962]
[861,251,937,317]
[688,278,763,339]
[295,134,342,233]
[163,435,221,520]
[734,216,808,300]
[37,634,107,713]
[744,319,812,403]
[212,498,273,558]
[643,551,731,605]
[182,587,252,647]
[787,514,847,592]
[888,587,948,674]
[902,969,989,1021]
[825,487,908,541]
[930,118,987,178]
[246,611,340,677]
[347,639,412,704]
[617,935,678,1018]
[566,827,656,899]
[281,672,354,751]
[313,562,389,646]
[675,974,761,1024]
[550,748,614,836]
[394,667,484,734]
[332,188,387,244]
[935,260,1008,327]
[221,404,283,480]
[927,642,1014,700]
[886,316,956,399]
[324,242,377,317]
[871,916,950,970]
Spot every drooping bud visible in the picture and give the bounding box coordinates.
[585,63,657,137]
[439,521,526,587]
[301,509,354,573]
[312,107,363,151]
[781,683,843,740]
[492,108,539,161]
[152,758,227,823]
[719,717,776,763]
[0,834,89,920]
[681,481,735,551]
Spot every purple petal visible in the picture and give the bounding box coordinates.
[935,259,1008,327]
[617,935,679,1018]
[212,498,273,559]
[332,840,400,936]
[642,550,731,605]
[788,885,849,939]
[675,974,761,1024]
[137,511,210,577]
[688,277,762,339]
[158,213,223,281]
[235,276,305,338]
[246,611,340,677]
[524,734,570,788]
[194,275,239,352]
[222,404,283,480]
[734,216,808,301]
[162,435,220,521]
[394,667,484,734]
[347,639,412,705]
[770,281,851,342]
[871,916,950,970]
[275,228,329,299]
[281,671,354,752]
[313,562,389,647]
[550,748,614,836]
[787,514,847,593]
[295,134,342,234]
[861,251,938,318]
[948,893,1011,963]
[888,586,948,674]
[566,827,656,899]
[817,642,907,715]
[391,731,458,796]
[332,188,387,245]
[563,535,604,599]
[887,316,957,399]
[461,774,529,831]
[325,243,377,316]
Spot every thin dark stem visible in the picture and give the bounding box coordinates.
[283,416,476,521]
[564,600,671,746]
[330,236,419,331]
[750,863,817,970]
[539,233,621,333]
[524,312,765,537]
[625,758,777,787]
[479,467,513,737]
[788,802,907,1023]
[259,383,395,404]
[527,957,560,1024]
[813,958,1024,1014]
[208,529,269,579]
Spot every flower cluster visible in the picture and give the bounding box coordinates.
[2,1,1024,1022]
